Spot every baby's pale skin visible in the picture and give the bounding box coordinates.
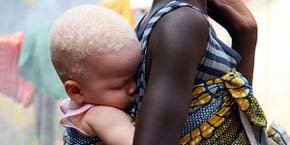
[65,47,141,145]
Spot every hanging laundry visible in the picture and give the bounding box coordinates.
[0,32,34,107]
[18,24,67,100]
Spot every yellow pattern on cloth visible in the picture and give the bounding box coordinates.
[180,72,269,145]
[101,0,135,27]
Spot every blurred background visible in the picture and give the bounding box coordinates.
[0,0,289,145]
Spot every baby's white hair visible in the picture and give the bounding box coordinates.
[50,5,140,81]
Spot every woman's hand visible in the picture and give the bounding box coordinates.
[207,0,257,36]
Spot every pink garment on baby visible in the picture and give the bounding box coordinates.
[59,98,95,136]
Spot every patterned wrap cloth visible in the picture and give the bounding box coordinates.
[179,71,289,145]
[179,71,264,144]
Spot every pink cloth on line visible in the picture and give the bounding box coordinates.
[59,98,95,136]
[0,32,34,106]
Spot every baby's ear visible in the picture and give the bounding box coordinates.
[64,80,84,104]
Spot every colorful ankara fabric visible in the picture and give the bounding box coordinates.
[180,71,289,145]
[179,71,266,145]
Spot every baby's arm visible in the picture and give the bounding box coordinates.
[84,106,134,145]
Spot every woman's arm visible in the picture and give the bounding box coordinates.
[133,7,209,145]
[85,106,134,145]
[208,0,257,85]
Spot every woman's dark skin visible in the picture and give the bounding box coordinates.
[208,0,257,85]
[133,0,257,145]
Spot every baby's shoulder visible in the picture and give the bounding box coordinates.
[76,106,120,136]
[84,106,131,133]
[85,106,128,121]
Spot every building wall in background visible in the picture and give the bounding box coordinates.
[249,0,290,132]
